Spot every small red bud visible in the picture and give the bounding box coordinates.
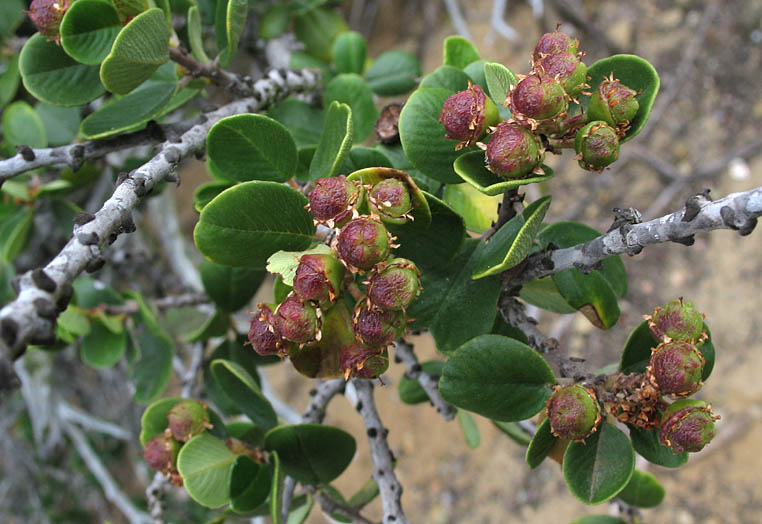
[660,399,718,453]
[167,400,211,442]
[25,0,69,41]
[647,298,705,342]
[588,75,639,129]
[535,51,588,98]
[574,121,620,172]
[546,385,601,441]
[509,73,568,123]
[485,122,543,179]
[273,295,320,344]
[367,258,420,311]
[247,304,283,356]
[293,253,345,304]
[439,83,500,149]
[369,178,412,221]
[336,217,391,271]
[143,433,180,474]
[648,341,705,396]
[353,304,405,348]
[307,176,364,227]
[533,30,579,64]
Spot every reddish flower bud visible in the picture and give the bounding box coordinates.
[588,75,639,129]
[367,258,420,311]
[25,0,70,41]
[546,385,602,441]
[439,83,499,149]
[273,295,320,344]
[307,175,364,227]
[340,342,385,379]
[143,433,180,474]
[293,253,344,304]
[647,298,705,342]
[485,121,543,179]
[247,304,283,356]
[536,51,588,98]
[353,305,405,348]
[168,400,212,442]
[533,30,579,63]
[337,217,391,271]
[660,399,718,453]
[369,178,412,220]
[509,73,568,123]
[574,121,620,172]
[648,341,705,396]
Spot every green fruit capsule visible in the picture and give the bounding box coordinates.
[660,399,718,453]
[439,83,500,149]
[647,298,705,342]
[587,75,639,129]
[546,385,601,441]
[509,73,568,123]
[485,122,543,180]
[574,121,620,172]
[168,399,211,442]
[648,340,705,396]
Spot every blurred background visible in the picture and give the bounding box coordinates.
[3,0,762,523]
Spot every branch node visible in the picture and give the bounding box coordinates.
[73,212,96,226]
[0,318,19,347]
[31,268,57,293]
[56,283,73,312]
[33,297,57,320]
[720,205,738,230]
[16,144,36,161]
[739,217,758,236]
[86,256,106,273]
[163,147,181,164]
[672,235,695,246]
[76,231,100,246]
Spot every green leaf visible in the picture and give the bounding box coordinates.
[273,275,292,304]
[628,425,688,468]
[193,181,233,212]
[341,146,393,173]
[286,494,314,524]
[211,359,277,430]
[619,320,714,381]
[293,7,348,62]
[457,410,480,449]
[270,450,284,523]
[443,36,480,69]
[206,114,297,183]
[463,59,487,91]
[332,31,366,75]
[365,50,420,96]
[484,61,517,106]
[0,0,24,39]
[0,207,34,263]
[347,477,379,507]
[617,469,665,508]
[139,396,181,445]
[80,81,176,139]
[80,316,127,368]
[525,417,558,469]
[288,302,354,379]
[583,55,660,142]
[200,259,265,312]
[73,277,124,308]
[265,244,332,286]
[453,151,555,196]
[187,5,210,64]
[100,9,170,95]
[492,420,533,446]
[57,306,92,338]
[398,87,469,184]
[260,3,290,40]
[2,101,46,149]
[0,55,21,111]
[268,99,325,147]
[60,0,121,65]
[184,309,230,342]
[491,314,529,344]
[309,101,353,181]
[264,424,356,485]
[570,517,627,524]
[131,320,174,403]
[19,33,105,107]
[194,181,315,268]
[113,0,148,20]
[562,423,635,505]
[440,334,555,420]
[398,360,445,404]
[407,239,496,354]
[229,456,272,513]
[537,222,626,329]
[442,183,500,234]
[472,195,552,279]
[218,0,247,67]
[323,74,377,142]
[419,65,470,92]
[519,277,578,314]
[36,103,80,146]
[177,433,237,508]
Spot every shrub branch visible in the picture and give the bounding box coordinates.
[393,338,456,421]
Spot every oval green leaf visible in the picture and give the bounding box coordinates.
[218,0,247,67]
[131,321,174,403]
[628,424,688,468]
[177,433,237,508]
[519,277,578,314]
[200,259,265,312]
[187,5,210,64]
[113,0,147,20]
[484,61,517,106]
[472,195,552,279]
[139,396,182,446]
[229,456,272,513]
[293,7,348,62]
[583,55,660,142]
[419,65,470,92]
[266,244,332,286]
[80,316,127,368]
[19,33,105,107]
[36,103,81,146]
[442,183,499,234]
[454,151,555,196]
[309,101,353,180]
[2,101,46,148]
[439,334,556,420]
[365,50,420,96]
[457,409,481,449]
[193,181,233,212]
[443,35,480,69]
[270,450,284,523]
[323,74,377,142]
[206,114,297,183]
[100,8,170,95]
[526,417,559,469]
[260,3,290,40]
[562,422,635,505]
[332,31,366,75]
[210,359,277,431]
[194,181,315,268]
[617,469,665,508]
[264,423,357,485]
[268,99,325,147]
[60,0,121,65]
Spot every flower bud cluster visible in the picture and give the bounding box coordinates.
[438,30,642,178]
[248,173,422,380]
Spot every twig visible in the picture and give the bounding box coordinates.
[169,46,258,98]
[393,339,456,421]
[443,0,472,40]
[481,188,523,241]
[305,485,378,524]
[511,184,762,286]
[489,0,519,42]
[146,472,168,524]
[57,401,132,441]
[0,120,196,184]
[102,292,210,316]
[181,343,205,398]
[0,68,322,396]
[60,419,152,524]
[350,379,411,524]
